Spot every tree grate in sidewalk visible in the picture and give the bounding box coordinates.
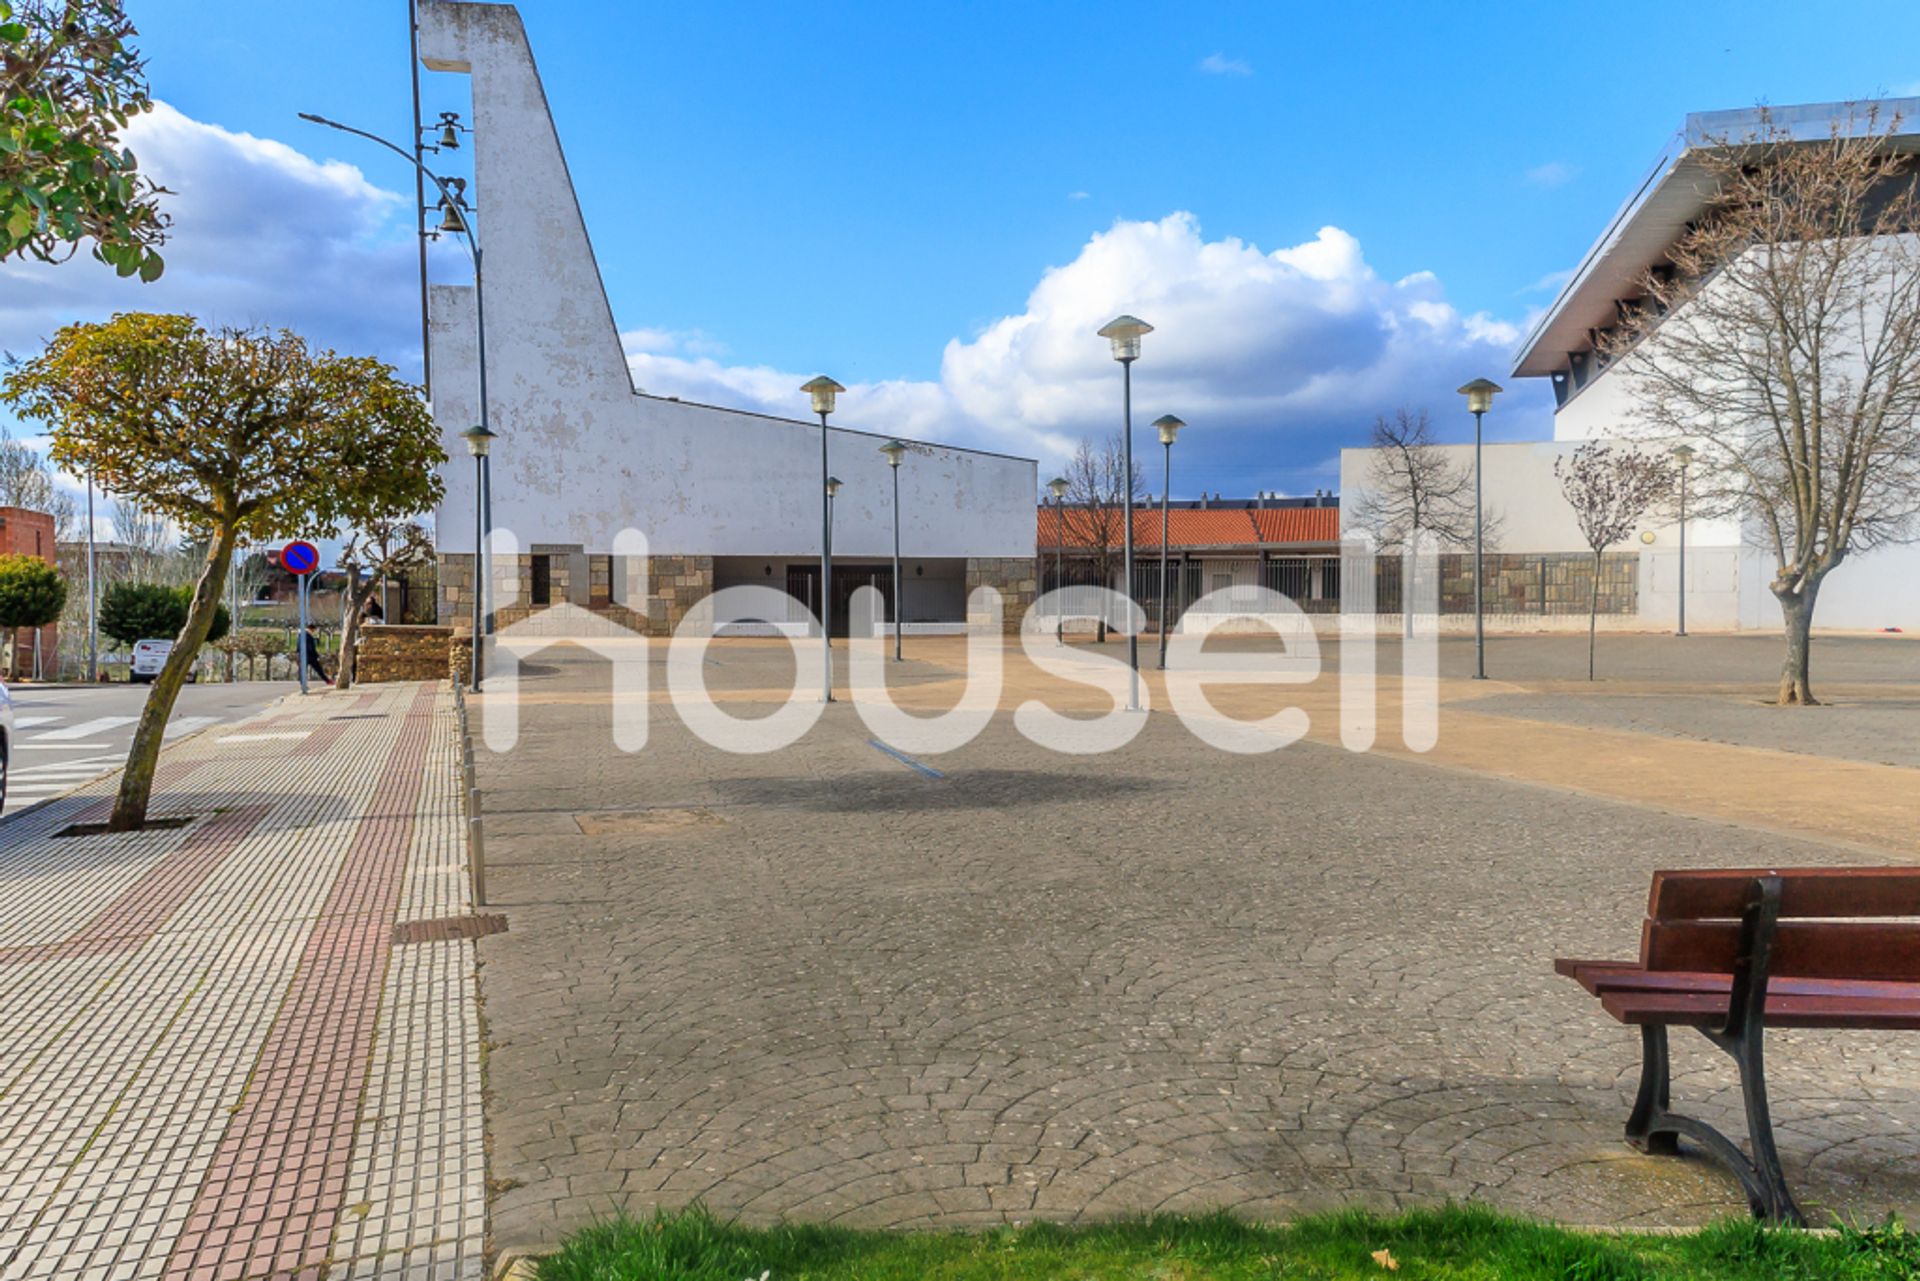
[391,912,508,945]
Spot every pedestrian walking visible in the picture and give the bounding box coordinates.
[299,624,333,686]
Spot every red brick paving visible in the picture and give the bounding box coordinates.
[160,685,436,1280]
[0,805,271,965]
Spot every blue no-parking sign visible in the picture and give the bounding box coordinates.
[281,540,320,576]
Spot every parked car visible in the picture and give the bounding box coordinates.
[130,639,202,685]
[130,638,173,684]
[0,678,13,814]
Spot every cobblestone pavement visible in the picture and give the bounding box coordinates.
[471,638,1920,1252]
[0,682,486,1281]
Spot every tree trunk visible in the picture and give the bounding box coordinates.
[1588,551,1601,681]
[108,526,237,831]
[1774,578,1822,705]
[335,577,380,692]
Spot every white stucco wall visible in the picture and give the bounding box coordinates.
[1540,240,1920,632]
[418,1,1035,560]
[1339,440,1744,629]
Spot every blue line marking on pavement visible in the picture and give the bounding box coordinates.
[869,738,945,779]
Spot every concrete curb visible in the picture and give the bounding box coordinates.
[492,1252,538,1280]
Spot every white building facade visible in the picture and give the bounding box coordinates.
[417,1,1036,637]
[1343,99,1920,633]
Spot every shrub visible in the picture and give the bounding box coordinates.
[99,581,230,647]
[0,553,66,632]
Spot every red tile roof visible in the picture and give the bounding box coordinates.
[1037,504,1337,550]
[1251,506,1339,544]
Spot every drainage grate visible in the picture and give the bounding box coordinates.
[330,714,389,721]
[391,913,508,945]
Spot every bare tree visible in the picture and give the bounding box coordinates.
[335,519,433,690]
[1603,104,1920,704]
[110,496,177,584]
[1347,408,1502,551]
[0,427,77,537]
[1059,435,1143,641]
[1556,443,1674,681]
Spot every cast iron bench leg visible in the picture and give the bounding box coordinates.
[1628,1022,1807,1225]
[1625,1025,1679,1156]
[1712,1022,1806,1226]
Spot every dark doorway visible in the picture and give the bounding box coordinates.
[530,556,552,607]
[784,564,894,637]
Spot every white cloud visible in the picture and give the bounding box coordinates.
[1,104,1543,499]
[619,327,728,359]
[627,213,1547,489]
[1523,160,1578,188]
[1067,190,1090,201]
[0,100,420,368]
[1520,266,1576,295]
[1198,53,1252,77]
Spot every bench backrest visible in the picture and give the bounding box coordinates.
[1641,868,1920,982]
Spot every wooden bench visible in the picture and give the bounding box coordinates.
[1556,867,1920,1225]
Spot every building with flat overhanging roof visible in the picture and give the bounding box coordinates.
[1341,97,1920,633]
[414,1,1036,640]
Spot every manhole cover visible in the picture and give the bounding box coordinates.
[573,808,726,836]
[392,913,508,945]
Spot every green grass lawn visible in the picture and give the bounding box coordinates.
[531,1204,1920,1280]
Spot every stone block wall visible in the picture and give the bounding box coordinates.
[355,626,456,683]
[438,553,474,633]
[639,556,714,634]
[1434,552,1637,616]
[965,557,1036,634]
[439,552,536,631]
[450,633,472,685]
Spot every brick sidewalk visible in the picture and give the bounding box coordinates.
[0,682,486,1281]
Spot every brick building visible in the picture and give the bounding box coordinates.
[0,506,60,679]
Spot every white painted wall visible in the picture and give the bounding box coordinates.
[1339,439,1744,629]
[418,1,1035,561]
[1541,239,1920,632]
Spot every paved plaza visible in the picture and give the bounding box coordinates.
[470,631,1920,1253]
[0,683,485,1280]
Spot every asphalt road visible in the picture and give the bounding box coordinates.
[2,681,298,814]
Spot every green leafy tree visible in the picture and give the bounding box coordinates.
[0,550,64,674]
[99,579,227,646]
[1,0,168,275]
[1,313,444,829]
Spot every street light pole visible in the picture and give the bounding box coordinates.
[1046,476,1069,645]
[1098,316,1153,712]
[1457,379,1502,681]
[801,377,845,702]
[880,440,906,661]
[85,475,97,682]
[299,108,493,659]
[1672,443,1696,637]
[1152,415,1184,670]
[462,425,495,689]
[825,476,842,645]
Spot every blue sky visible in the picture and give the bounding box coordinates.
[8,0,1920,497]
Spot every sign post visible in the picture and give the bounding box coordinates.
[282,540,321,695]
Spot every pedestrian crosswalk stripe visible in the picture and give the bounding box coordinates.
[34,716,137,741]
[12,715,59,729]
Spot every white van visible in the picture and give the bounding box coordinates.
[130,638,173,683]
